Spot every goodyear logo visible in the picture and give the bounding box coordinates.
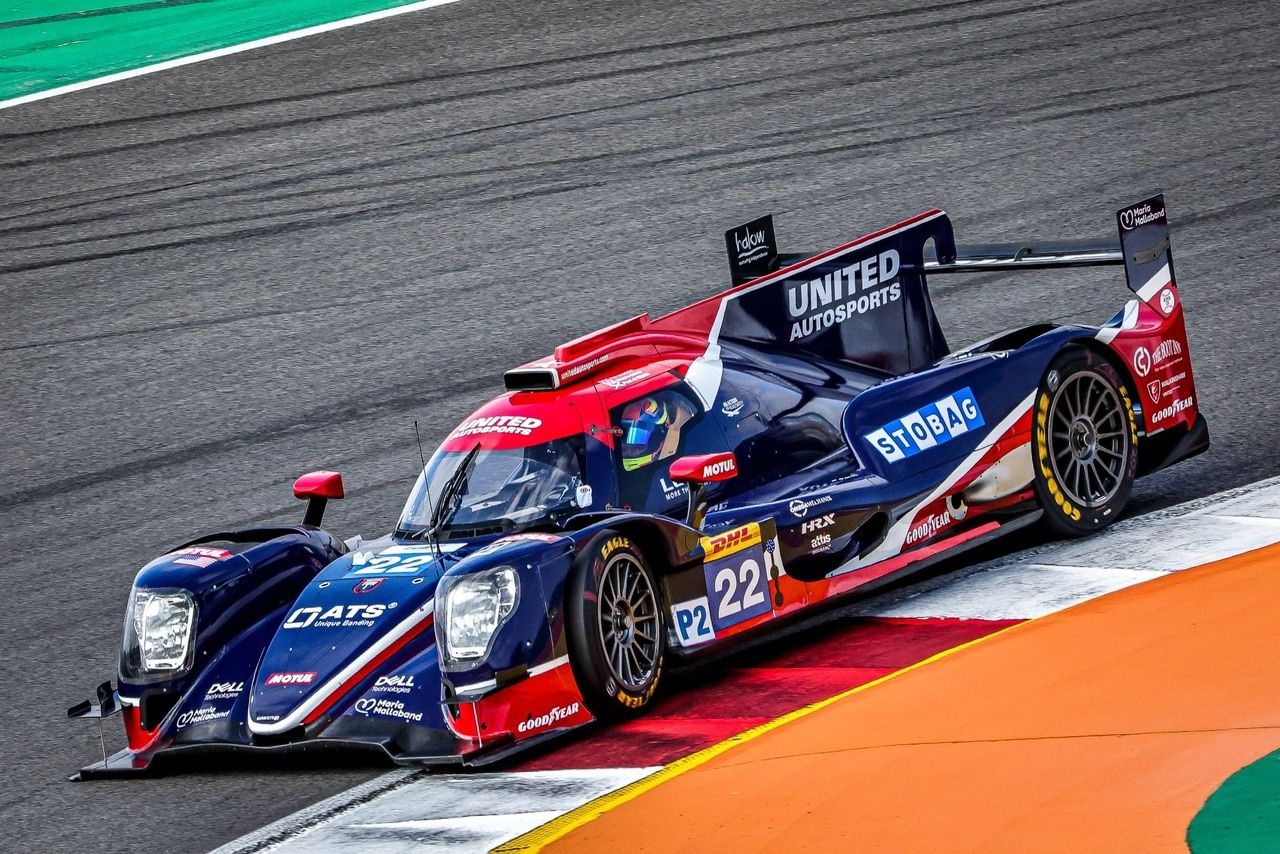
[700,522,761,561]
[864,388,985,463]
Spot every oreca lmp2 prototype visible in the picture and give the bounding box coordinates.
[70,195,1206,778]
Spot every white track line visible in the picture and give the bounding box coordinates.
[0,0,467,112]
[210,767,657,854]
[212,475,1280,854]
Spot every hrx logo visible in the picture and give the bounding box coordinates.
[800,513,835,534]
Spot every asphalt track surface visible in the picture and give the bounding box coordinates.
[1,0,1277,851]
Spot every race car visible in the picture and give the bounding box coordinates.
[69,195,1206,779]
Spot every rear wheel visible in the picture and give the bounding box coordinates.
[565,530,665,718]
[1032,348,1139,536]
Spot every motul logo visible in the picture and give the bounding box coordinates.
[702,458,736,478]
[264,672,316,686]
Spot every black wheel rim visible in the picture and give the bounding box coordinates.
[1047,370,1130,508]
[597,553,660,692]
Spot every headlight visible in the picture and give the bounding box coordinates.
[120,588,197,681]
[438,567,519,667]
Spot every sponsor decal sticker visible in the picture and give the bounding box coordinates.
[734,226,769,265]
[721,397,745,417]
[353,697,423,723]
[1150,396,1194,424]
[372,674,416,694]
[575,484,593,508]
[1133,346,1152,377]
[1119,199,1166,230]
[283,602,396,629]
[660,477,689,503]
[264,671,317,687]
[788,495,833,517]
[701,523,762,560]
[1147,380,1161,402]
[353,578,384,594]
[472,532,565,557]
[700,457,736,479]
[784,249,902,342]
[864,387,986,463]
[169,546,232,568]
[906,509,954,546]
[809,532,832,552]
[1160,288,1176,314]
[517,702,581,734]
[672,596,716,645]
[177,706,231,729]
[1151,338,1184,367]
[204,681,244,701]
[451,415,543,438]
[799,513,835,534]
[561,353,610,380]
[598,368,649,389]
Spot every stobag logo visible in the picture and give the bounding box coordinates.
[283,602,395,629]
[518,702,581,734]
[784,249,901,342]
[264,671,316,686]
[864,387,985,463]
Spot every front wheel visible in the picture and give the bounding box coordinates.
[1032,347,1139,536]
[565,530,665,718]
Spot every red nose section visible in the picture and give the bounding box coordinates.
[293,470,345,500]
[668,452,738,484]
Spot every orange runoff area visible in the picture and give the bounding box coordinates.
[545,543,1280,853]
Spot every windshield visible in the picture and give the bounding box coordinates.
[396,435,588,539]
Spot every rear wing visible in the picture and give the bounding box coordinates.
[726,193,1176,311]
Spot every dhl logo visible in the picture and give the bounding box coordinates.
[700,523,761,561]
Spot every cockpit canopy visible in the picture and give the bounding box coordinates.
[396,435,588,539]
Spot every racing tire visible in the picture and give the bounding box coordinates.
[1032,347,1139,537]
[566,530,665,719]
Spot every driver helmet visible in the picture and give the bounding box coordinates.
[620,396,672,471]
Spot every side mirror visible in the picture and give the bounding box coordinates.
[293,470,344,527]
[668,452,737,528]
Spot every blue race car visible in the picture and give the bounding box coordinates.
[69,195,1206,778]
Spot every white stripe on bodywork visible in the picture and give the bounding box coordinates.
[451,654,571,697]
[1096,299,1140,344]
[248,603,434,736]
[832,391,1036,575]
[1136,263,1172,302]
